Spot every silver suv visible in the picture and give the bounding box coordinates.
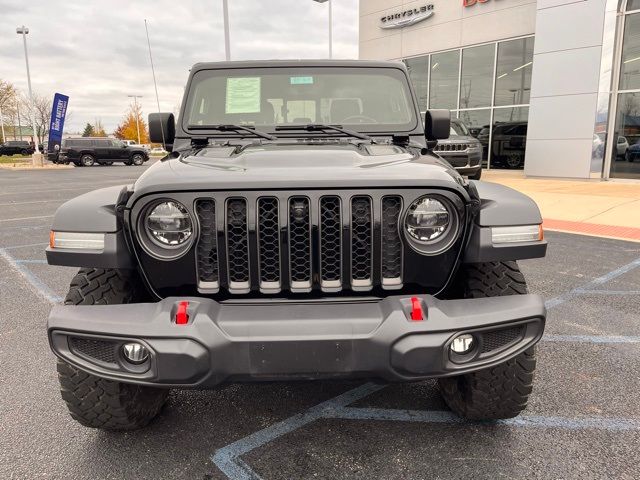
[433,119,483,180]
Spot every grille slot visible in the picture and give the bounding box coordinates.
[195,199,219,292]
[226,198,250,292]
[288,197,312,291]
[257,197,281,292]
[70,337,117,365]
[481,326,525,353]
[381,196,403,288]
[351,196,373,290]
[319,196,342,291]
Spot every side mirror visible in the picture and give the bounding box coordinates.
[149,112,176,152]
[424,110,451,142]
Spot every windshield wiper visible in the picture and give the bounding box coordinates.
[188,124,277,140]
[275,124,372,141]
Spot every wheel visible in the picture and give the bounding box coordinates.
[469,168,482,181]
[98,161,114,166]
[438,261,537,420]
[80,154,95,167]
[20,149,29,156]
[57,268,168,430]
[505,152,524,169]
[131,154,145,166]
[627,151,634,162]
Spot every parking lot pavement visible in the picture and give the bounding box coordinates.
[1,164,639,479]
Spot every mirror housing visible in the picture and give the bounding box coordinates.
[149,112,176,152]
[424,110,451,144]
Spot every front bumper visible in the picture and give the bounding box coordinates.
[48,294,545,387]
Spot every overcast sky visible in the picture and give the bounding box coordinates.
[0,0,359,133]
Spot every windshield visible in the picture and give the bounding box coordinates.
[450,121,470,136]
[183,67,417,134]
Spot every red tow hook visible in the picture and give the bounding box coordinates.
[175,301,189,325]
[410,297,424,321]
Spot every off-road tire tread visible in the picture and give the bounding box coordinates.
[439,261,536,420]
[58,268,167,430]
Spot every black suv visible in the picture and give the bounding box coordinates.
[46,60,547,431]
[478,121,527,169]
[432,119,483,180]
[0,140,34,156]
[56,137,149,166]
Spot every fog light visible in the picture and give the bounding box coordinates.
[450,334,475,354]
[122,343,149,364]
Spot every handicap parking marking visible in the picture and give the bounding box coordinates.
[210,256,640,480]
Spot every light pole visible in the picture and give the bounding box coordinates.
[127,95,143,144]
[16,26,40,155]
[222,0,231,61]
[313,0,333,59]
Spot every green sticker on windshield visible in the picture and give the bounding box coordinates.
[225,77,261,114]
[290,76,314,85]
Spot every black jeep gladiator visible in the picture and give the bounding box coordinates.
[46,60,547,430]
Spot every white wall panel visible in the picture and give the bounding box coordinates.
[527,93,598,140]
[534,0,607,54]
[530,46,601,97]
[524,139,593,177]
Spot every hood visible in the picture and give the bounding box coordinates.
[131,142,468,197]
[438,135,480,144]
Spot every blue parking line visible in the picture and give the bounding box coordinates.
[577,290,640,295]
[333,407,640,431]
[0,247,63,304]
[544,334,640,344]
[544,257,640,309]
[15,259,48,264]
[211,383,385,480]
[3,242,48,250]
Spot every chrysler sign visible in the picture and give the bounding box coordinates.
[380,5,435,29]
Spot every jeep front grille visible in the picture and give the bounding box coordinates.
[194,193,404,295]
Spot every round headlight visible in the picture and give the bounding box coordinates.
[404,195,460,255]
[406,197,450,243]
[145,201,193,247]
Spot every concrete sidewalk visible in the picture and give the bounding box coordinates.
[483,170,640,242]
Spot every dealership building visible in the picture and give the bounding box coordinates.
[359,0,640,180]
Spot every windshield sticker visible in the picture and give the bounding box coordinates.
[290,76,314,85]
[225,77,261,114]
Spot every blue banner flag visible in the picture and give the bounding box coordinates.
[48,93,69,153]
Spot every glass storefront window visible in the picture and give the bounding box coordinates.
[627,0,640,11]
[494,38,534,107]
[488,107,529,169]
[611,92,640,179]
[429,50,460,110]
[620,14,640,91]
[405,56,429,112]
[460,44,495,109]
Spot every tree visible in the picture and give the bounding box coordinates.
[114,102,148,144]
[0,79,17,143]
[93,119,107,137]
[82,123,95,137]
[20,93,53,145]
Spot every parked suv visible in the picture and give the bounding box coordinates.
[56,137,149,166]
[46,60,547,430]
[432,118,483,179]
[478,121,527,169]
[0,140,34,156]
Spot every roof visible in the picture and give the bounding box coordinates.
[190,59,407,71]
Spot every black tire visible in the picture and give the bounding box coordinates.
[469,168,482,181]
[21,149,29,156]
[57,268,168,430]
[438,261,536,420]
[131,153,145,166]
[627,152,634,162]
[80,154,95,167]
